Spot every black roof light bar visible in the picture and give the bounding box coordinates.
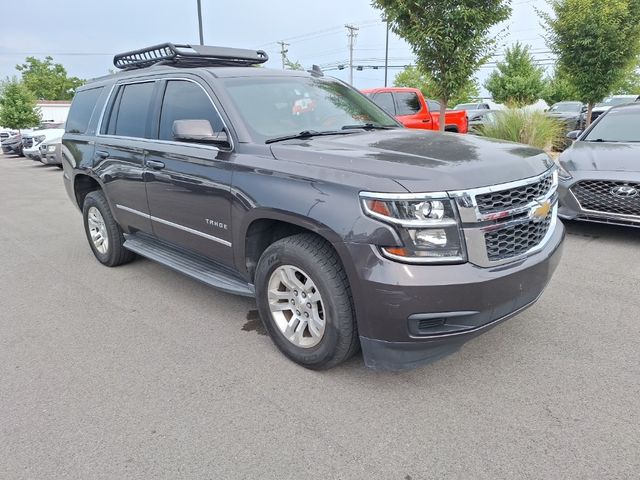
[113,43,269,71]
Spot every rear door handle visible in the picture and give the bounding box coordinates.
[95,150,110,159]
[146,160,165,170]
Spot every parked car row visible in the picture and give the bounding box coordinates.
[0,122,65,167]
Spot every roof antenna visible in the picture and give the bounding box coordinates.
[308,65,324,77]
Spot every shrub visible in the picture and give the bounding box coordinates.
[478,109,564,150]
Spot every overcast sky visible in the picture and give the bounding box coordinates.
[0,0,552,96]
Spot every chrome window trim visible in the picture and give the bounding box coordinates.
[96,77,234,152]
[116,204,232,247]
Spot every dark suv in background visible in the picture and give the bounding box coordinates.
[62,43,564,370]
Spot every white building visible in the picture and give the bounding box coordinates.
[37,100,71,124]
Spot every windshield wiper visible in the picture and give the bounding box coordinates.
[586,138,618,143]
[341,123,397,130]
[265,130,358,144]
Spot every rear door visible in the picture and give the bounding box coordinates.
[94,80,157,234]
[143,77,234,266]
[395,91,433,129]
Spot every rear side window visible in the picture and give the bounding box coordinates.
[396,92,421,115]
[104,82,155,138]
[372,92,396,115]
[426,100,441,112]
[158,80,224,141]
[66,87,103,134]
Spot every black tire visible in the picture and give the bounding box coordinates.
[255,233,359,370]
[82,190,135,267]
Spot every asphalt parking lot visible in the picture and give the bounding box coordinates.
[1,153,639,480]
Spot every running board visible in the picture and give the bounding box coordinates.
[123,234,255,297]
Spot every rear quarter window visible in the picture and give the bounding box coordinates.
[65,87,104,134]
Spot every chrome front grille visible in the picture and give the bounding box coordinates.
[484,212,553,261]
[571,180,640,217]
[22,137,33,148]
[451,168,559,267]
[475,173,554,214]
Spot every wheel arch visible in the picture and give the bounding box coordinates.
[73,172,104,210]
[238,209,351,283]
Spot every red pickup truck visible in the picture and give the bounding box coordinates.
[362,87,468,134]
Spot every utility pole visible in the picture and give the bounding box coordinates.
[345,24,359,85]
[197,0,204,45]
[277,41,290,69]
[384,20,389,87]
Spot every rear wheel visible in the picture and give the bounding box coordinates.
[255,233,359,369]
[82,190,135,267]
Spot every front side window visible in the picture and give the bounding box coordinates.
[372,92,396,115]
[105,82,155,138]
[66,87,103,134]
[396,92,422,116]
[158,80,224,141]
[222,76,398,142]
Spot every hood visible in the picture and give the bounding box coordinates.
[25,128,65,141]
[547,111,580,120]
[560,141,640,173]
[270,129,551,192]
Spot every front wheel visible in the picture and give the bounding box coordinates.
[82,190,135,267]
[255,233,359,370]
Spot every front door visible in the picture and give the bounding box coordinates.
[143,79,234,266]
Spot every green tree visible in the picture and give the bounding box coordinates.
[373,0,511,131]
[394,65,480,107]
[0,80,41,130]
[16,56,84,100]
[612,63,640,94]
[541,68,580,105]
[485,42,545,107]
[541,0,640,126]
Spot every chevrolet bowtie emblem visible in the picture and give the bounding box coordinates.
[531,201,551,222]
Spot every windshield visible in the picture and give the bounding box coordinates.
[222,76,399,142]
[549,102,582,113]
[596,97,635,108]
[583,109,640,142]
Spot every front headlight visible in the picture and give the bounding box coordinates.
[360,193,466,264]
[47,144,57,152]
[557,163,573,181]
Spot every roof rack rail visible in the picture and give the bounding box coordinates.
[113,43,269,71]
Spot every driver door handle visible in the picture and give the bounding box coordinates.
[146,160,165,170]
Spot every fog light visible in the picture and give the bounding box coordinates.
[414,229,447,247]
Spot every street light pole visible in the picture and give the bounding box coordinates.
[197,0,204,45]
[345,24,359,85]
[384,20,389,87]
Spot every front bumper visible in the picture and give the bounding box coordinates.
[23,146,42,161]
[558,172,640,228]
[346,221,565,370]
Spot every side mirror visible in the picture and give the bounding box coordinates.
[566,130,582,141]
[172,119,229,146]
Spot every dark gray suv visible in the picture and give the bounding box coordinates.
[62,43,564,370]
